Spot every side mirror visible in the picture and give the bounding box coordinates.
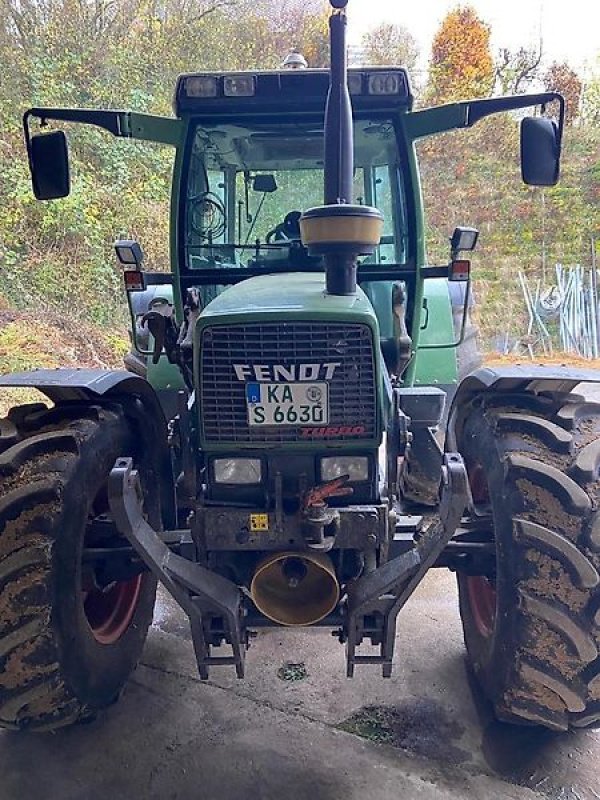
[520,116,560,187]
[252,174,277,193]
[29,131,70,200]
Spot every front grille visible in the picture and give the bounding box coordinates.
[200,322,377,444]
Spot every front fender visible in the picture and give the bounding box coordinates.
[0,367,160,403]
[446,364,600,450]
[0,368,176,526]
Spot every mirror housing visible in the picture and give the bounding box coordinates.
[29,131,70,200]
[520,117,560,187]
[252,174,277,193]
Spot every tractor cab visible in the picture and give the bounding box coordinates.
[171,66,416,380]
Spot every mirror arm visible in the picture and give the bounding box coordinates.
[23,107,131,185]
[23,107,130,138]
[466,92,564,128]
[466,92,565,159]
[22,110,34,177]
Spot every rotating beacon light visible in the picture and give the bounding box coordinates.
[299,0,383,296]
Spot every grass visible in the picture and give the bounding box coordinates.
[0,308,126,417]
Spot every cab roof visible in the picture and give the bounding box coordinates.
[173,66,413,117]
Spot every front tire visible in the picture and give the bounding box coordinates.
[0,402,157,731]
[456,391,600,731]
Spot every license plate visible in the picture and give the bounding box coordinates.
[246,382,328,427]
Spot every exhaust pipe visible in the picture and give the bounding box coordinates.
[299,0,383,296]
[250,552,340,626]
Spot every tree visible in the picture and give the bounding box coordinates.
[544,61,582,125]
[581,62,600,127]
[427,5,494,103]
[495,45,542,95]
[244,0,329,68]
[361,22,419,71]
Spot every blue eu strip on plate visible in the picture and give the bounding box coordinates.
[246,382,261,404]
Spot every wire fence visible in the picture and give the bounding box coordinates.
[511,256,600,359]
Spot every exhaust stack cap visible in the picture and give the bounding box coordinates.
[300,204,383,256]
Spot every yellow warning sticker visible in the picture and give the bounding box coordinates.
[250,513,269,532]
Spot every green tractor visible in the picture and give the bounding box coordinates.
[1,0,599,734]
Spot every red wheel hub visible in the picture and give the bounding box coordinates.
[465,459,497,638]
[466,575,497,638]
[83,576,142,645]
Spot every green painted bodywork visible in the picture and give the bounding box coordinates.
[149,354,186,393]
[146,105,463,396]
[197,272,378,322]
[27,87,551,408]
[116,101,479,397]
[194,273,386,451]
[412,279,458,387]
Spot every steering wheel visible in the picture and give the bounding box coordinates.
[266,210,302,243]
[188,191,226,241]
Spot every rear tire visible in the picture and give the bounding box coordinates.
[456,391,600,731]
[0,402,157,731]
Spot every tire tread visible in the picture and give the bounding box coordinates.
[0,403,153,731]
[457,390,600,730]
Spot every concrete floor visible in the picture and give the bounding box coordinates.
[3,382,600,799]
[1,570,599,800]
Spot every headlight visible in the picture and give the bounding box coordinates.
[320,456,369,482]
[213,458,262,484]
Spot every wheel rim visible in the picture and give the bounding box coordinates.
[466,575,497,638]
[82,479,144,645]
[465,460,497,639]
[83,576,142,645]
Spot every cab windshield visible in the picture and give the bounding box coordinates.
[181,116,409,274]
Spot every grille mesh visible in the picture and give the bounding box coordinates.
[200,322,377,443]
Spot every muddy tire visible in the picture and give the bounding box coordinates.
[456,391,600,731]
[0,402,157,731]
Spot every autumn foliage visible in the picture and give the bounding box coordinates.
[361,22,419,71]
[0,0,597,355]
[428,6,494,103]
[544,61,583,125]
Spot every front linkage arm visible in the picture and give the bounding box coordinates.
[108,457,248,679]
[344,453,469,677]
[108,451,468,681]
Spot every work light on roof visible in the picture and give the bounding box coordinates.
[223,75,255,97]
[346,72,362,95]
[367,72,403,96]
[184,75,218,98]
